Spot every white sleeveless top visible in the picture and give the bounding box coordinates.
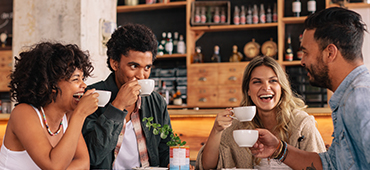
[0,106,68,170]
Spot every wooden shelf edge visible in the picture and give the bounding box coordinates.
[327,2,370,9]
[0,47,12,51]
[117,1,187,13]
[190,23,278,32]
[156,53,186,59]
[281,16,307,24]
[281,60,302,66]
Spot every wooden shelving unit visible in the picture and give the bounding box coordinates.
[117,1,187,13]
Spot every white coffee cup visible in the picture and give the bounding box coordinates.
[95,90,111,107]
[138,79,155,97]
[233,129,258,147]
[230,106,256,122]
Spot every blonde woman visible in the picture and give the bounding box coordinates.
[196,56,326,170]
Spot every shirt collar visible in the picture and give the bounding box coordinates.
[329,65,368,111]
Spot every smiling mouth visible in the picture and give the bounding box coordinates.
[73,93,84,101]
[259,94,274,100]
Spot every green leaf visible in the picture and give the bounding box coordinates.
[153,128,158,135]
[148,117,154,121]
[160,132,167,139]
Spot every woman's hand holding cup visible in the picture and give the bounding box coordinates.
[213,108,234,132]
[75,89,99,117]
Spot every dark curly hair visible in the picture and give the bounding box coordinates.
[9,42,94,109]
[106,23,158,72]
[305,7,367,62]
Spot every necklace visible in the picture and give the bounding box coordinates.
[41,107,63,136]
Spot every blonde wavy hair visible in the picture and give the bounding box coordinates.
[240,56,306,142]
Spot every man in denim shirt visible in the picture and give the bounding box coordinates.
[249,7,370,170]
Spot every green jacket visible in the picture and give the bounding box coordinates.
[82,73,171,169]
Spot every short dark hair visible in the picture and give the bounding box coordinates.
[106,23,158,72]
[9,42,94,109]
[304,7,367,61]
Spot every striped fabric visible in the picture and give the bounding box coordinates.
[113,96,149,167]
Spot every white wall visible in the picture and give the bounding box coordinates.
[351,7,370,69]
[13,0,116,86]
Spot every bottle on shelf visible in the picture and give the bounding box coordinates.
[177,34,186,54]
[297,34,304,60]
[194,7,201,23]
[213,7,220,24]
[159,80,169,105]
[146,0,155,5]
[307,0,316,15]
[158,43,164,56]
[220,7,226,23]
[233,6,240,25]
[229,45,243,62]
[0,32,7,48]
[266,5,272,23]
[285,34,294,61]
[252,4,259,24]
[292,0,301,17]
[160,32,167,54]
[201,7,206,24]
[246,5,252,24]
[211,45,221,63]
[193,46,204,63]
[259,4,266,24]
[207,6,212,23]
[173,32,179,54]
[273,3,277,22]
[240,6,246,25]
[165,32,173,55]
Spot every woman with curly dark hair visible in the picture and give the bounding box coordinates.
[0,42,98,170]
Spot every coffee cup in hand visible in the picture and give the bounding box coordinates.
[233,129,258,147]
[138,79,155,97]
[230,106,256,122]
[94,90,111,107]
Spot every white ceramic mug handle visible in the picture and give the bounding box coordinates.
[229,110,238,120]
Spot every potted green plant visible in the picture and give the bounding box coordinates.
[143,117,189,170]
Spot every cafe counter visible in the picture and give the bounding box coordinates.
[0,107,333,161]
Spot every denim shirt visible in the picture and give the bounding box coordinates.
[319,65,370,170]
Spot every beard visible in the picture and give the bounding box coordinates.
[305,56,331,89]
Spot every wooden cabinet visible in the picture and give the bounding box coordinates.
[187,62,247,107]
[0,50,12,92]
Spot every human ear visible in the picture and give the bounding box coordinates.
[325,44,338,63]
[110,58,118,72]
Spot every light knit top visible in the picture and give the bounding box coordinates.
[196,109,327,170]
[0,106,68,170]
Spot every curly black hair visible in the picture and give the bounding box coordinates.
[106,23,158,72]
[9,42,94,109]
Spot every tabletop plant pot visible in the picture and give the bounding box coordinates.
[143,117,189,170]
[170,145,190,170]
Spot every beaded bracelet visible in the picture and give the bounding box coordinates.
[269,140,282,159]
[280,143,288,162]
[276,141,288,162]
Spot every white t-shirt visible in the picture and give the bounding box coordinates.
[113,120,140,170]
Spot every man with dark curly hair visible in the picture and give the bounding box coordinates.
[82,23,171,169]
[0,42,98,169]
